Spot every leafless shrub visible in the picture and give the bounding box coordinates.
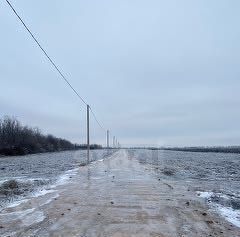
[0,116,75,156]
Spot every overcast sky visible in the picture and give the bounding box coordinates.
[1,0,240,147]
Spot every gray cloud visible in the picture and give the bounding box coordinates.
[1,0,240,146]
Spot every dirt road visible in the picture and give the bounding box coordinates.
[0,150,239,237]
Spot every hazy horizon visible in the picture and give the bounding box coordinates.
[1,0,240,147]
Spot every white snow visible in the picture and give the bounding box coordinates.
[32,189,55,197]
[7,199,29,208]
[197,191,240,228]
[54,168,79,186]
[21,210,45,226]
[196,191,213,199]
[40,193,59,206]
[217,205,240,228]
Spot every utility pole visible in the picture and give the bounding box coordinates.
[107,130,109,148]
[113,136,115,148]
[87,104,90,163]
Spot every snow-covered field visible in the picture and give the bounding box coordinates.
[131,149,240,229]
[0,149,239,236]
[0,149,115,210]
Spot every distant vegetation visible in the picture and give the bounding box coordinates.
[77,144,103,150]
[128,146,240,154]
[0,116,102,156]
[159,147,240,154]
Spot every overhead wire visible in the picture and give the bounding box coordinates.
[5,0,88,106]
[5,0,111,136]
[89,107,105,132]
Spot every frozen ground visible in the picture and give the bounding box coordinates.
[0,149,239,237]
[0,149,114,209]
[131,149,240,229]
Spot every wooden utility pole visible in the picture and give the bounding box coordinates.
[107,130,109,148]
[87,104,90,163]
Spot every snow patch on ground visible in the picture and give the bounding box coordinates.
[217,205,240,228]
[196,191,213,199]
[1,168,78,211]
[0,208,35,222]
[32,189,55,198]
[21,210,45,226]
[197,191,240,228]
[7,199,29,208]
[54,168,79,186]
[40,193,59,206]
[0,208,45,226]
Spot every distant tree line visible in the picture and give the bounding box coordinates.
[128,146,240,154]
[76,144,103,150]
[0,116,102,156]
[160,146,240,154]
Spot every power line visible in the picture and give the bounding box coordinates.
[89,106,105,131]
[5,0,109,134]
[5,0,87,106]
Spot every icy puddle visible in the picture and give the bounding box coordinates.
[0,150,239,237]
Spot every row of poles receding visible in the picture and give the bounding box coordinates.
[4,0,121,165]
[87,105,120,163]
[86,105,120,164]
